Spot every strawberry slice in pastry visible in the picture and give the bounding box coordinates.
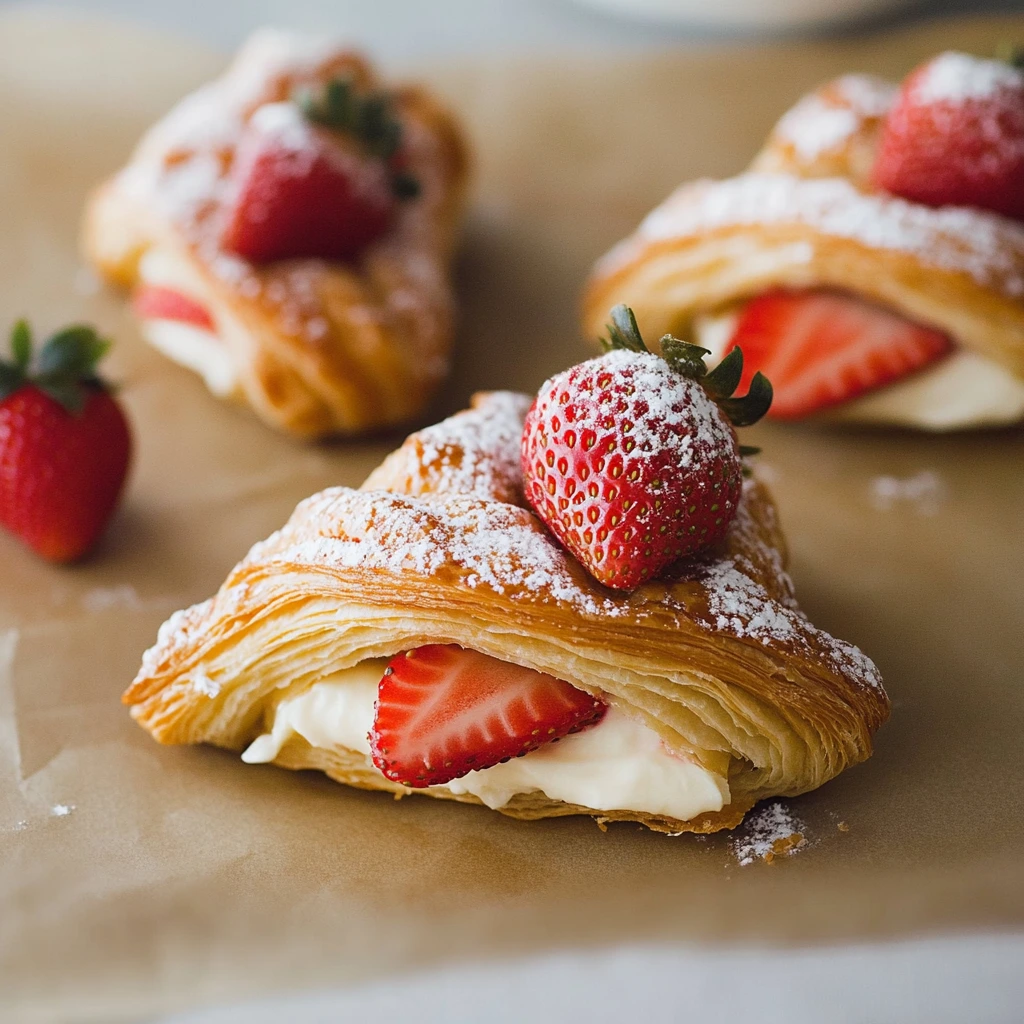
[728,289,954,419]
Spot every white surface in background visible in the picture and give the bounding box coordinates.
[164,934,1024,1024]
[1,0,1022,59]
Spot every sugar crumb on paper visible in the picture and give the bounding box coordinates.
[869,470,945,516]
[732,802,808,866]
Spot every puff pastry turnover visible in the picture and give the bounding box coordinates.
[124,392,888,834]
[584,66,1024,429]
[83,30,469,439]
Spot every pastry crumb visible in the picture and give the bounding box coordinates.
[733,801,808,866]
[837,820,850,832]
[50,804,75,817]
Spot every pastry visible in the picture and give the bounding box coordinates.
[125,360,887,834]
[83,30,469,439]
[583,53,1024,430]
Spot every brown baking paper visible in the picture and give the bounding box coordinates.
[2,10,1023,1022]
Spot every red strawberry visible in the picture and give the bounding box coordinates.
[132,285,214,330]
[370,644,606,788]
[0,321,132,562]
[220,76,419,264]
[728,289,953,419]
[521,306,771,591]
[873,51,1024,219]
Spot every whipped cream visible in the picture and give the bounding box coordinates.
[693,310,1024,429]
[242,660,730,822]
[137,248,239,397]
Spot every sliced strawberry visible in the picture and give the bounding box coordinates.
[221,104,395,264]
[370,645,606,788]
[873,52,1024,219]
[728,289,953,419]
[132,285,215,330]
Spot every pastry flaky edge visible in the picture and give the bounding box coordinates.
[582,73,1024,396]
[123,391,889,834]
[82,30,470,439]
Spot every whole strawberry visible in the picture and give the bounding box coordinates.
[0,321,132,562]
[521,306,771,591]
[221,76,419,263]
[873,51,1024,219]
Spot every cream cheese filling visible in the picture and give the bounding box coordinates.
[137,248,239,397]
[241,660,731,821]
[694,309,1024,429]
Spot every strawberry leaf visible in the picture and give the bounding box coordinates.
[660,334,711,380]
[10,320,32,370]
[720,371,773,427]
[38,325,109,379]
[702,346,743,400]
[602,304,649,353]
[36,378,87,415]
[0,363,24,402]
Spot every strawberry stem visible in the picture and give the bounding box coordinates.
[599,304,774,429]
[0,320,112,415]
[297,76,420,199]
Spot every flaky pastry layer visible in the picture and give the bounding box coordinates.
[125,392,888,833]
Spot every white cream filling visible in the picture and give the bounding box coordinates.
[241,660,730,821]
[694,310,1024,429]
[137,248,239,397]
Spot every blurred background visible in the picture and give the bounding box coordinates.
[2,0,1024,57]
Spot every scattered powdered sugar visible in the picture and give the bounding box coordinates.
[82,585,142,613]
[914,51,1023,105]
[372,392,531,503]
[50,804,75,818]
[773,75,895,161]
[635,173,1024,297]
[249,490,626,618]
[732,801,807,865]
[777,102,859,160]
[869,470,945,516]
[832,73,898,118]
[191,670,222,697]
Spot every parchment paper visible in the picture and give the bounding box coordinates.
[1,10,1023,1023]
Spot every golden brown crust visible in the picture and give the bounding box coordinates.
[582,74,1024,388]
[124,392,888,833]
[83,31,470,439]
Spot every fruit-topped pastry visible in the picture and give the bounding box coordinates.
[0,321,131,562]
[584,51,1024,430]
[83,30,469,439]
[125,308,887,835]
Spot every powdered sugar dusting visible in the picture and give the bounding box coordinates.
[915,51,1023,105]
[250,490,625,618]
[364,392,531,504]
[733,801,807,865]
[774,74,895,161]
[191,670,222,697]
[634,173,1024,297]
[579,349,736,468]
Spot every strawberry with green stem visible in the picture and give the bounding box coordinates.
[521,305,771,591]
[0,321,132,562]
[221,76,420,263]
